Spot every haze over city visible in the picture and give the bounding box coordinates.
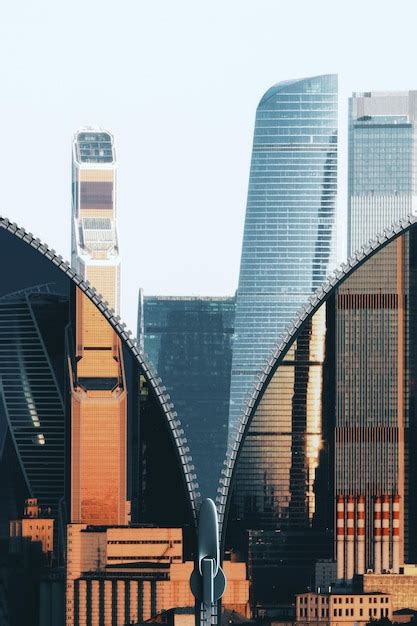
[0,0,415,331]
[3,2,417,625]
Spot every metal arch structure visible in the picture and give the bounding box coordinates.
[217,213,417,532]
[0,216,201,519]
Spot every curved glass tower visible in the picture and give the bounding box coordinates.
[229,74,338,440]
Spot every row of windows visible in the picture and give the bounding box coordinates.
[107,556,182,561]
[107,539,182,545]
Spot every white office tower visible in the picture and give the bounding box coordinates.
[348,91,417,255]
[71,127,120,313]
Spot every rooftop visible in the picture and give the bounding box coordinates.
[351,91,417,122]
[143,295,236,302]
[258,74,337,107]
[74,127,116,164]
[299,591,389,597]
[80,524,180,532]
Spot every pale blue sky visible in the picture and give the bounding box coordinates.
[0,0,414,332]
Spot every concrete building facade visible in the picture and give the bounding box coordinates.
[296,591,391,626]
[66,525,249,626]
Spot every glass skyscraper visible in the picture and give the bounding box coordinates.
[226,302,334,604]
[0,286,68,528]
[223,218,417,611]
[229,74,338,440]
[139,294,235,498]
[348,91,417,254]
[335,235,409,575]
[0,218,199,626]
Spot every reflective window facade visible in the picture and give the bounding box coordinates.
[0,288,68,522]
[139,295,235,498]
[229,74,338,441]
[226,303,334,604]
[224,224,417,612]
[335,233,414,574]
[0,223,195,625]
[348,91,417,254]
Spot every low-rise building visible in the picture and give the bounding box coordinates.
[296,591,391,626]
[66,525,249,626]
[360,568,417,612]
[9,498,54,558]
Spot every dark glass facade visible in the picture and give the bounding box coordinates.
[139,295,235,498]
[0,288,68,519]
[0,222,196,624]
[229,74,338,443]
[0,227,194,535]
[226,302,334,604]
[224,223,417,609]
[335,233,417,570]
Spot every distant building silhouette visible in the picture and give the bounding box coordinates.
[139,294,235,498]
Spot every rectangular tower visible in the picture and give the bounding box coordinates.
[335,236,407,579]
[70,128,128,526]
[138,294,235,498]
[348,91,417,255]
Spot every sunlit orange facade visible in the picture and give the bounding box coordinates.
[66,525,250,626]
[69,128,128,526]
[9,498,54,557]
[69,291,128,526]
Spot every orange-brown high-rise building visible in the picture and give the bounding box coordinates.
[69,128,128,526]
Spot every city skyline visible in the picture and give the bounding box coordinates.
[3,102,417,622]
[3,2,417,621]
[5,82,417,339]
[2,0,417,336]
[222,216,417,610]
[0,218,200,626]
[2,211,417,624]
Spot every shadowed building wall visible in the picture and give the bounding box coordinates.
[139,295,235,498]
[226,301,335,604]
[224,226,417,609]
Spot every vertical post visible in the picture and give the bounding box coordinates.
[336,496,345,580]
[374,496,382,574]
[382,495,390,572]
[396,236,405,567]
[346,496,355,581]
[392,495,400,573]
[357,496,365,575]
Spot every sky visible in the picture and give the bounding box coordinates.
[0,0,415,333]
